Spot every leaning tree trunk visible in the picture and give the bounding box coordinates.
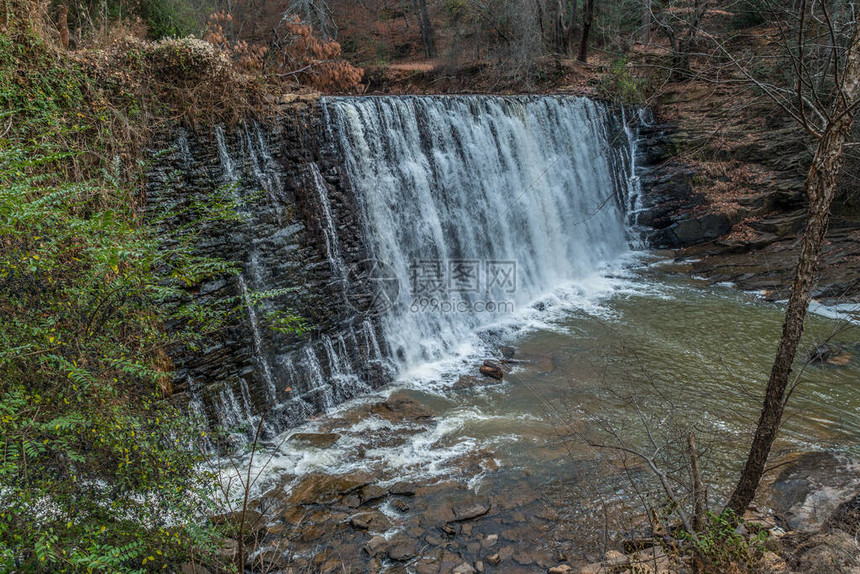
[725,15,860,517]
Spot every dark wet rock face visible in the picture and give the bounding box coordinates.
[632,111,860,302]
[630,121,705,248]
[668,212,732,244]
[676,218,860,301]
[146,103,392,437]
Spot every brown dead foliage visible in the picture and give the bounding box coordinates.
[275,18,363,91]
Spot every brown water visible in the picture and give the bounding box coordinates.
[365,269,857,528]
[250,261,859,506]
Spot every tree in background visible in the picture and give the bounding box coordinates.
[286,0,339,39]
[640,0,651,42]
[56,0,210,41]
[204,1,363,90]
[651,0,711,79]
[577,0,593,61]
[206,10,269,72]
[412,0,436,57]
[552,0,577,56]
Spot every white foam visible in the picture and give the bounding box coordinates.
[809,301,860,324]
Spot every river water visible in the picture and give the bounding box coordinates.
[232,255,859,512]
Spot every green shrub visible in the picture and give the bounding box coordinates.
[0,19,297,572]
[598,58,647,104]
[683,510,770,570]
[0,138,235,573]
[140,0,205,39]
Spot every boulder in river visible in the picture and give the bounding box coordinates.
[807,344,837,364]
[479,360,504,380]
[288,471,373,505]
[371,391,434,421]
[453,374,501,390]
[766,452,860,531]
[364,535,388,557]
[386,536,417,561]
[290,432,340,448]
[389,481,417,496]
[349,510,391,531]
[449,500,490,522]
[359,484,388,505]
[807,343,853,366]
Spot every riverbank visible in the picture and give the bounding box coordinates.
[629,73,860,305]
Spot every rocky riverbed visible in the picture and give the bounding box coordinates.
[210,391,860,574]
[212,390,678,574]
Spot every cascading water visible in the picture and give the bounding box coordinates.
[306,162,348,284]
[238,275,278,402]
[324,95,638,369]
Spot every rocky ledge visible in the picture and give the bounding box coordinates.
[633,114,860,303]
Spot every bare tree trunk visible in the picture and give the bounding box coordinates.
[535,0,545,46]
[725,17,860,516]
[553,0,577,55]
[412,0,435,58]
[577,0,593,62]
[688,432,706,532]
[58,4,69,50]
[671,47,692,80]
[640,0,651,43]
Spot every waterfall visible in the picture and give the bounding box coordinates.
[323,95,636,368]
[306,162,348,283]
[215,126,237,182]
[242,121,283,210]
[162,95,641,435]
[238,275,278,402]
